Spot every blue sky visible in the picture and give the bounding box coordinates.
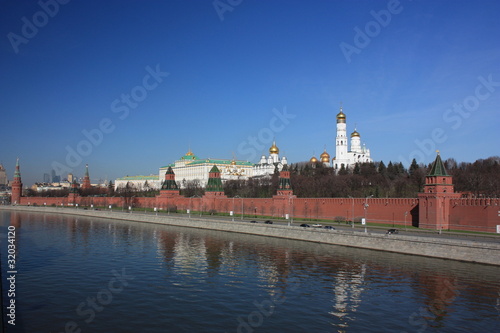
[1,0,499,186]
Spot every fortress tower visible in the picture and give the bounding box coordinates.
[418,152,460,231]
[11,158,22,205]
[82,164,91,190]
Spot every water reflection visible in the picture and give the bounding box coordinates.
[1,211,499,332]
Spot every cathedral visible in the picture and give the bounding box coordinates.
[310,106,372,169]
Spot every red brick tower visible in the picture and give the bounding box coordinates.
[68,179,80,205]
[274,164,295,197]
[418,152,460,231]
[11,158,22,205]
[82,164,91,190]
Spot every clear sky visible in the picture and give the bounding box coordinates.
[1,0,499,186]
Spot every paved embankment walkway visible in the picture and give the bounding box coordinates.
[2,206,500,266]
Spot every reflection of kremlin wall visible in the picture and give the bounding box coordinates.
[10,153,500,233]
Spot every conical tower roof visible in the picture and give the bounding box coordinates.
[428,151,449,176]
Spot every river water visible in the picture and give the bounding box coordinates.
[1,210,499,332]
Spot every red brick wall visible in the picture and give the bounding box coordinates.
[17,194,498,232]
[449,198,500,233]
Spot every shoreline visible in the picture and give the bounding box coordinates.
[2,205,499,266]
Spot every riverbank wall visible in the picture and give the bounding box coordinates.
[2,206,499,266]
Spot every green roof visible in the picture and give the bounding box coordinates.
[117,175,158,181]
[428,153,449,176]
[160,157,253,169]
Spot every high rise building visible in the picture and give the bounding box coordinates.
[0,164,7,186]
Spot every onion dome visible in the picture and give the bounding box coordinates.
[269,141,279,154]
[310,156,318,163]
[336,107,346,123]
[351,130,360,138]
[320,150,330,163]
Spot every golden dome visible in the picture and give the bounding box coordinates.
[320,150,330,163]
[351,130,360,138]
[269,141,279,154]
[230,159,236,165]
[186,149,194,156]
[310,156,318,163]
[336,107,346,123]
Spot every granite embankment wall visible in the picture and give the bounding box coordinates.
[2,206,499,266]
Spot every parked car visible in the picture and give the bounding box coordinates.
[386,229,398,235]
[312,223,322,227]
[264,220,273,224]
[323,226,335,230]
[250,220,258,223]
[300,224,310,227]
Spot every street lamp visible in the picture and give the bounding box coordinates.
[363,195,373,233]
[404,211,408,231]
[189,195,201,218]
[349,195,354,228]
[234,195,243,220]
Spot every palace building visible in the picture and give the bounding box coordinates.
[157,142,288,188]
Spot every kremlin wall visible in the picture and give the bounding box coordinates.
[9,153,500,233]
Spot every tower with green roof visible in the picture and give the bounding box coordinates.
[82,164,91,190]
[418,151,460,231]
[159,167,180,197]
[11,158,22,204]
[205,165,224,195]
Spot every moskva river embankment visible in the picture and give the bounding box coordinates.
[2,206,499,266]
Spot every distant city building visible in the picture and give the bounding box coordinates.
[114,175,161,191]
[43,173,51,183]
[51,169,61,183]
[0,164,7,185]
[31,181,71,192]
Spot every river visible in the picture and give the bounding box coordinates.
[1,210,499,332]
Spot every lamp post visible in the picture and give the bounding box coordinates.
[189,195,201,218]
[349,195,354,228]
[234,195,243,220]
[288,195,294,226]
[404,211,408,231]
[364,195,373,233]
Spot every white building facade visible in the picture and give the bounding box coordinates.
[158,143,288,188]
